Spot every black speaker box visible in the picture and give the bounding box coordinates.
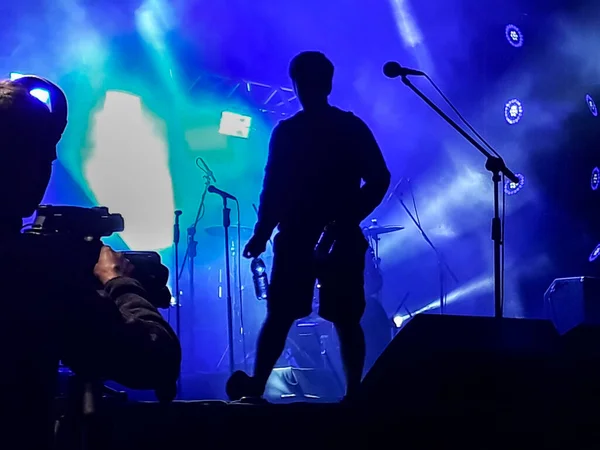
[544,276,600,334]
[358,314,560,415]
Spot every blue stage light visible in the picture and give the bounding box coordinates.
[589,244,600,262]
[586,94,598,117]
[9,73,51,109]
[504,173,525,195]
[504,99,523,125]
[29,88,50,105]
[591,167,599,191]
[505,24,523,48]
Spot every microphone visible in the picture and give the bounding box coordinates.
[208,185,237,201]
[383,61,425,78]
[198,157,217,183]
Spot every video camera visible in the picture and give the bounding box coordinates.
[25,205,172,308]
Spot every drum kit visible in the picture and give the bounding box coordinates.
[202,219,404,302]
[199,219,404,373]
[362,218,404,297]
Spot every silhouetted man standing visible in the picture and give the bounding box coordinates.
[231,51,390,401]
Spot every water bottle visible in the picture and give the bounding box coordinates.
[251,258,269,300]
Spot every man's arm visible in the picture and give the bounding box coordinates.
[253,124,286,242]
[63,276,181,392]
[62,248,181,396]
[100,277,181,391]
[349,117,391,224]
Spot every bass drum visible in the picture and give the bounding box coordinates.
[364,246,383,297]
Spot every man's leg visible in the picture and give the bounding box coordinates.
[322,229,369,398]
[334,321,366,397]
[239,233,315,398]
[252,312,295,394]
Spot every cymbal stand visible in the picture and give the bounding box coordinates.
[365,219,381,266]
[393,193,459,314]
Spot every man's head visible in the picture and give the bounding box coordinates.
[289,51,334,108]
[0,80,57,220]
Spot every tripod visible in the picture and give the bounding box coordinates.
[54,375,127,450]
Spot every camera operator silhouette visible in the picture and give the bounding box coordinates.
[0,77,181,449]
[227,52,390,402]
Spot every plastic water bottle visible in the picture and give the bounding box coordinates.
[251,258,269,300]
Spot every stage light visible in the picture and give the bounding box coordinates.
[504,99,523,125]
[8,73,51,108]
[589,244,600,262]
[592,167,599,191]
[393,315,403,328]
[504,173,525,195]
[505,24,523,48]
[586,94,598,117]
[219,111,252,138]
[29,88,50,105]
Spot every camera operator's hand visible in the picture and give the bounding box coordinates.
[94,245,134,285]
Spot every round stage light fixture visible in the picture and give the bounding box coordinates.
[591,167,599,191]
[589,244,600,262]
[504,173,525,196]
[505,24,523,48]
[586,94,598,117]
[504,99,523,125]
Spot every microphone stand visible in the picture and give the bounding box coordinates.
[179,175,211,362]
[394,195,458,314]
[186,225,197,329]
[221,197,235,375]
[399,75,515,318]
[173,210,182,337]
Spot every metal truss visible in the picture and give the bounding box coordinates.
[188,73,300,117]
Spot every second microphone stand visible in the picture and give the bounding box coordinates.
[220,197,235,375]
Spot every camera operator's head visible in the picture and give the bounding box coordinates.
[0,78,66,223]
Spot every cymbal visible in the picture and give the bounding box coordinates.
[205,225,253,239]
[363,225,404,236]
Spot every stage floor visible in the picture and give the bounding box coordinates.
[80,398,596,449]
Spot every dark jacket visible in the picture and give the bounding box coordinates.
[255,105,391,243]
[0,230,181,449]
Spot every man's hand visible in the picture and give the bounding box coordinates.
[94,245,134,285]
[243,235,267,259]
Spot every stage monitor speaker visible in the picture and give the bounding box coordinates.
[544,276,600,335]
[358,314,560,414]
